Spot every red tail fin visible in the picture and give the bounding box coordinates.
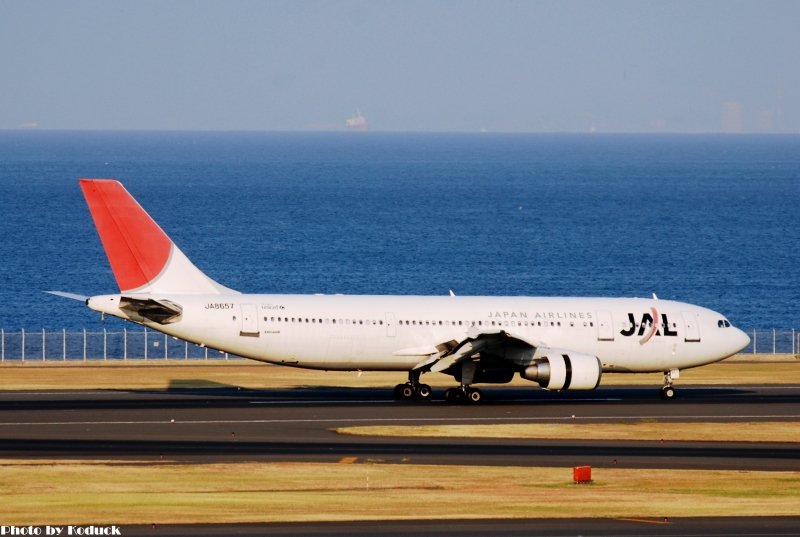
[80,179,171,292]
[80,179,234,295]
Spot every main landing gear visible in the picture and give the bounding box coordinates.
[444,386,482,404]
[661,369,679,400]
[393,371,432,401]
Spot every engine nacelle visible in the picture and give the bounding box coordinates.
[521,352,602,390]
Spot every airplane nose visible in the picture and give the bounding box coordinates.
[731,327,751,354]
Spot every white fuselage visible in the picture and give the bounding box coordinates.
[88,294,750,375]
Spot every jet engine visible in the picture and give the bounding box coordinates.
[521,352,602,390]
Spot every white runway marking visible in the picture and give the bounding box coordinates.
[2,414,800,427]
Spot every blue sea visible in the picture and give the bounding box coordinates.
[0,131,797,331]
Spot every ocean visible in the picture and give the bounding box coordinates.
[0,131,797,332]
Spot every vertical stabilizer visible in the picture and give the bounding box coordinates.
[79,179,236,295]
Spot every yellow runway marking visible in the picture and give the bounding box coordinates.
[617,517,671,525]
[338,456,358,464]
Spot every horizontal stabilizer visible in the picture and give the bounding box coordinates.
[46,291,89,302]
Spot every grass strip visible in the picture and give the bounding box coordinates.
[0,356,798,391]
[0,460,799,524]
[335,421,800,443]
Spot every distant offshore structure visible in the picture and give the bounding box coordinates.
[345,109,369,131]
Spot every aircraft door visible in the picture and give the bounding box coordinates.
[681,311,701,342]
[240,304,260,337]
[596,311,614,341]
[385,312,396,337]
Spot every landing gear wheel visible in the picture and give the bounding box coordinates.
[466,387,482,403]
[660,386,676,400]
[393,383,415,400]
[444,387,465,403]
[416,384,433,400]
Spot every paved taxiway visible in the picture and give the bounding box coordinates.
[0,385,798,470]
[114,516,800,536]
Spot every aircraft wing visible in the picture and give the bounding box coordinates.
[410,329,544,373]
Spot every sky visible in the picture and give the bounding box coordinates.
[1,0,798,133]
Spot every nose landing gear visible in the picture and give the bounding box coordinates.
[660,369,679,400]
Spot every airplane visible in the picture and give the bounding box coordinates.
[51,179,751,403]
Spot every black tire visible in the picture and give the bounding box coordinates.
[394,383,414,400]
[444,387,464,403]
[416,384,433,400]
[466,387,482,403]
[661,386,676,400]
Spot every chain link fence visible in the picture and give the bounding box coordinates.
[0,327,797,361]
[0,328,237,361]
[744,329,799,356]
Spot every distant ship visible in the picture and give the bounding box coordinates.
[345,109,369,131]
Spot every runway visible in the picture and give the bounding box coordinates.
[115,516,800,536]
[2,384,799,536]
[0,384,798,470]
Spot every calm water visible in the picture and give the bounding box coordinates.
[0,131,797,331]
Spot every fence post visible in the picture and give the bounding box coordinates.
[123,328,127,361]
[103,328,107,361]
[204,346,208,360]
[62,329,66,361]
[83,329,87,361]
[21,328,25,361]
[773,329,776,354]
[42,328,46,360]
[185,340,188,360]
[792,328,795,355]
[144,328,148,360]
[164,333,168,360]
[752,330,756,354]
[1,328,4,361]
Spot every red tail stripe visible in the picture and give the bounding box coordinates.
[79,179,172,292]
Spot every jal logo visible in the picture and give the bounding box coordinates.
[620,308,678,345]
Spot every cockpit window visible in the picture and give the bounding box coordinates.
[718,319,732,328]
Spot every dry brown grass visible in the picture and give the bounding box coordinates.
[0,354,797,391]
[1,460,799,524]
[336,422,800,443]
